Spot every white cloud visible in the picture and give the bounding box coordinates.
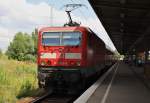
[0,0,68,52]
[0,0,116,52]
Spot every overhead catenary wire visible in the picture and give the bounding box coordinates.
[70,0,90,26]
[70,0,100,32]
[76,0,101,27]
[58,0,91,26]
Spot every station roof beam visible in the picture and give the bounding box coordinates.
[88,0,150,54]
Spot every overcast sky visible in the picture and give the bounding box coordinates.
[0,0,116,52]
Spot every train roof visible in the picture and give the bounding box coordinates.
[38,26,89,32]
[39,26,96,32]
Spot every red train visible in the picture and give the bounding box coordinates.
[37,26,114,91]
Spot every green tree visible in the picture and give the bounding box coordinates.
[6,32,35,61]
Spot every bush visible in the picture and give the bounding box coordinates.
[0,68,9,85]
[6,30,37,62]
[24,54,36,62]
[17,80,32,98]
[15,66,36,75]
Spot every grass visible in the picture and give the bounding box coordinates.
[0,55,40,103]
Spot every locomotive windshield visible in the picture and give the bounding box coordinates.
[42,32,60,46]
[42,32,81,46]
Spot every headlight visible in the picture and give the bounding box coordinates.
[76,61,81,66]
[41,61,46,66]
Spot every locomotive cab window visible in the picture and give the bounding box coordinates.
[42,32,61,46]
[62,32,81,46]
[42,31,81,46]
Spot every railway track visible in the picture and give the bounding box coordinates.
[40,94,75,103]
[30,91,77,103]
[30,90,52,103]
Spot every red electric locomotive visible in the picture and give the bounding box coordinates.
[37,4,114,92]
[37,26,114,91]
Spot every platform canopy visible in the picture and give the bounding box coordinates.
[88,0,150,54]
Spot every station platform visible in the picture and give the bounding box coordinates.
[74,62,150,103]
